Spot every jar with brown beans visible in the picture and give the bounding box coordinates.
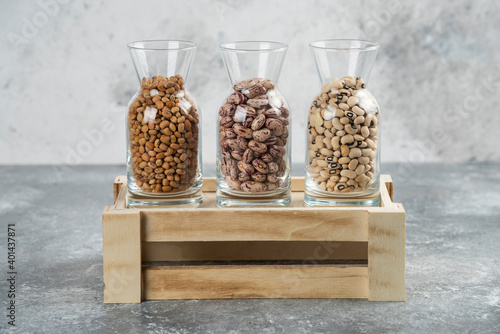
[126,40,202,208]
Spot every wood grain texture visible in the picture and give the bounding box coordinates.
[143,265,368,299]
[105,174,405,302]
[114,183,127,210]
[142,241,368,261]
[113,175,126,203]
[368,210,406,301]
[102,208,141,303]
[141,209,369,242]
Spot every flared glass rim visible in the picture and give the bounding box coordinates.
[127,40,197,51]
[309,39,379,51]
[220,41,288,52]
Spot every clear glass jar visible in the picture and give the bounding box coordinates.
[304,39,381,207]
[126,40,202,208]
[216,41,291,207]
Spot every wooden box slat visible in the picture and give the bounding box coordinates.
[143,265,369,300]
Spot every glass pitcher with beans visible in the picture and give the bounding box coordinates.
[216,41,292,208]
[305,39,380,207]
[126,40,202,208]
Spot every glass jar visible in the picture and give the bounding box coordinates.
[126,40,202,208]
[304,39,380,207]
[216,41,291,207]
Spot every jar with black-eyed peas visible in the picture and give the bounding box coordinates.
[305,40,381,207]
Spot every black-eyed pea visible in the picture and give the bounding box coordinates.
[366,171,374,179]
[339,89,351,96]
[320,148,333,156]
[352,106,365,116]
[345,124,358,135]
[330,175,340,182]
[339,176,349,183]
[338,156,351,164]
[365,138,376,149]
[348,159,358,170]
[354,134,364,142]
[365,164,371,172]
[324,129,334,138]
[341,145,350,157]
[354,116,365,124]
[339,103,349,111]
[312,165,323,174]
[328,162,339,170]
[355,164,365,175]
[317,160,328,167]
[340,117,350,125]
[327,179,337,188]
[334,108,344,118]
[336,130,346,137]
[334,183,347,191]
[369,127,378,136]
[331,136,341,150]
[325,156,337,163]
[341,134,354,145]
[315,125,326,135]
[343,76,356,87]
[361,126,370,137]
[318,181,327,191]
[345,111,355,119]
[347,179,357,187]
[361,148,372,157]
[365,113,374,126]
[333,150,341,158]
[347,96,359,107]
[349,148,362,158]
[333,118,344,130]
[323,137,333,149]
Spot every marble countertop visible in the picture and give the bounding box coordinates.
[0,163,498,333]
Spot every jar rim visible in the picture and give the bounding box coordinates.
[127,40,197,51]
[220,41,288,52]
[309,39,379,51]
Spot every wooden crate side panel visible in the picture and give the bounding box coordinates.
[141,209,369,242]
[142,241,368,262]
[143,265,368,299]
[368,210,406,301]
[102,209,142,303]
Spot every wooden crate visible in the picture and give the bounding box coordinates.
[103,175,405,303]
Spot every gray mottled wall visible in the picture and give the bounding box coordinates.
[1,0,499,166]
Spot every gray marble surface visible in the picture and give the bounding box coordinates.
[1,0,500,166]
[0,163,499,333]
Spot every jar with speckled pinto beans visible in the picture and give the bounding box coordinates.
[305,39,381,207]
[126,40,202,208]
[216,41,292,208]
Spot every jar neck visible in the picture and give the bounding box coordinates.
[128,40,197,83]
[220,41,288,85]
[309,39,379,86]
